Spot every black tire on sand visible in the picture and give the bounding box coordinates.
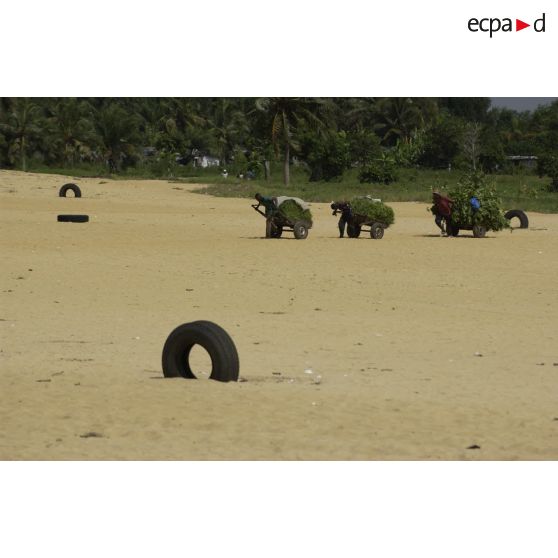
[59,183,82,198]
[504,209,529,229]
[57,214,89,223]
[162,321,239,382]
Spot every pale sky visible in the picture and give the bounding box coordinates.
[490,98,556,112]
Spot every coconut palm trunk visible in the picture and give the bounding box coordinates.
[20,136,26,171]
[283,142,290,186]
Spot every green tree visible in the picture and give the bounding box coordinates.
[299,129,351,181]
[46,98,96,166]
[94,103,140,171]
[347,129,382,166]
[372,97,426,146]
[419,112,464,168]
[440,97,491,122]
[0,98,43,171]
[461,122,482,171]
[207,98,249,165]
[255,97,330,186]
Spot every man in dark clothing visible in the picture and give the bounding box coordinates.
[331,201,353,238]
[432,192,453,234]
[255,193,277,216]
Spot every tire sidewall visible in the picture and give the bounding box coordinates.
[370,224,384,239]
[293,221,308,239]
[59,183,82,198]
[162,321,239,382]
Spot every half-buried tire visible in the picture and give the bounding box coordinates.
[59,183,82,198]
[57,214,89,223]
[504,209,529,229]
[162,321,239,382]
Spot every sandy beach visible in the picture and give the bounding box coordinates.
[1,170,556,459]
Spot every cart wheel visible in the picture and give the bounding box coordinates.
[446,222,459,237]
[293,221,309,239]
[473,224,487,238]
[270,223,283,238]
[347,223,361,238]
[370,223,384,239]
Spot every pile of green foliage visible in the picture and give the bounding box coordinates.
[350,197,395,225]
[448,172,508,231]
[277,199,313,224]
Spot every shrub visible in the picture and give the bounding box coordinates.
[301,131,351,182]
[537,153,558,192]
[358,159,398,184]
[348,129,382,166]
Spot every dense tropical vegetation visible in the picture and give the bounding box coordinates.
[0,97,557,197]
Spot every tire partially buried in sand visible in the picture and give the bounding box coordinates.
[504,209,529,229]
[162,321,239,382]
[59,183,82,197]
[57,214,89,223]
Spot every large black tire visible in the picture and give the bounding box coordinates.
[57,214,89,223]
[59,183,82,198]
[370,223,384,239]
[293,221,309,239]
[162,321,239,382]
[504,209,529,229]
[347,223,361,238]
[473,224,487,238]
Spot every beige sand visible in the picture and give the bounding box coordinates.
[1,170,556,460]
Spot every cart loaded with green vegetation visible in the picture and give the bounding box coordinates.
[332,197,395,239]
[252,195,313,239]
[431,173,529,238]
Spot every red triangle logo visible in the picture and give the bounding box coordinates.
[516,19,530,31]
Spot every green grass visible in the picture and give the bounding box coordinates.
[25,162,210,181]
[187,167,558,213]
[18,162,558,213]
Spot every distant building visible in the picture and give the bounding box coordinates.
[192,153,220,168]
[507,155,538,169]
[142,146,157,158]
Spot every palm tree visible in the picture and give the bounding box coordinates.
[94,102,140,172]
[341,97,378,132]
[373,98,426,145]
[151,98,207,156]
[255,97,331,186]
[207,98,249,165]
[0,98,42,171]
[46,98,95,166]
